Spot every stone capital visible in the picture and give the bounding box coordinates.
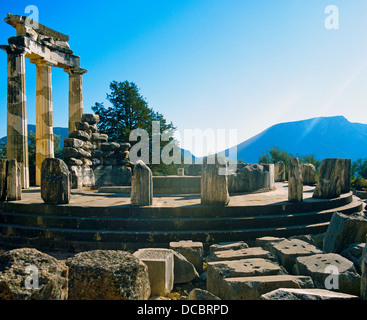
[64,67,88,76]
[29,57,55,67]
[0,44,29,56]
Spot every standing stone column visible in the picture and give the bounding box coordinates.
[64,67,88,134]
[201,155,230,206]
[288,157,303,202]
[31,58,54,186]
[131,160,153,206]
[1,45,29,189]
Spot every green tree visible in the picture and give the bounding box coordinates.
[259,146,293,178]
[0,133,62,186]
[351,158,367,179]
[92,80,180,174]
[258,146,322,179]
[0,142,6,159]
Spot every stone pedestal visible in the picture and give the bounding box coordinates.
[133,248,174,296]
[6,159,21,201]
[201,155,230,206]
[288,157,303,203]
[274,161,286,182]
[313,159,351,199]
[131,160,153,206]
[301,164,317,185]
[32,59,55,186]
[1,46,29,189]
[41,158,71,204]
[65,68,87,134]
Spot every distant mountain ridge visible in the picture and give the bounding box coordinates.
[1,116,367,163]
[224,116,367,163]
[0,125,69,148]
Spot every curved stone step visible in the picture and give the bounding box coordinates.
[0,196,362,232]
[0,198,362,252]
[0,191,354,219]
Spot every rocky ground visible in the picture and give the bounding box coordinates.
[0,209,366,300]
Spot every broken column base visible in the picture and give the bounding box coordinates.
[0,159,21,201]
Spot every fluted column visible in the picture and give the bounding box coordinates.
[64,67,87,134]
[31,58,54,186]
[1,45,29,189]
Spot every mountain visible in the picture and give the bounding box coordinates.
[0,125,69,148]
[223,116,367,163]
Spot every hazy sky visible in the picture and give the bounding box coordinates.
[1,0,367,156]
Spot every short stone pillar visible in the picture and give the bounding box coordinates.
[41,158,71,204]
[131,160,153,206]
[288,157,303,202]
[201,155,230,206]
[301,163,317,185]
[274,161,285,182]
[0,159,22,201]
[133,248,174,296]
[177,168,185,176]
[1,45,29,189]
[313,158,351,199]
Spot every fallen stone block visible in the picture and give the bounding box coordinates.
[133,248,174,296]
[293,253,361,296]
[81,113,99,125]
[169,240,203,274]
[340,242,365,274]
[189,288,220,300]
[67,250,150,300]
[219,275,314,300]
[323,211,367,253]
[0,248,68,300]
[268,239,322,273]
[256,236,286,250]
[173,251,199,284]
[207,258,283,299]
[259,288,358,300]
[206,247,273,262]
[209,241,249,254]
[64,137,85,149]
[41,158,71,204]
[69,130,91,142]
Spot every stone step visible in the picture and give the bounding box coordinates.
[0,221,331,252]
[0,198,361,232]
[0,191,355,219]
[217,275,314,300]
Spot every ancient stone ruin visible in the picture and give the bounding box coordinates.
[0,13,366,302]
[0,14,87,188]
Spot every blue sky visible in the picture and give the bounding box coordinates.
[1,0,367,156]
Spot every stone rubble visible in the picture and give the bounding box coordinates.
[1,205,367,300]
[63,113,133,189]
